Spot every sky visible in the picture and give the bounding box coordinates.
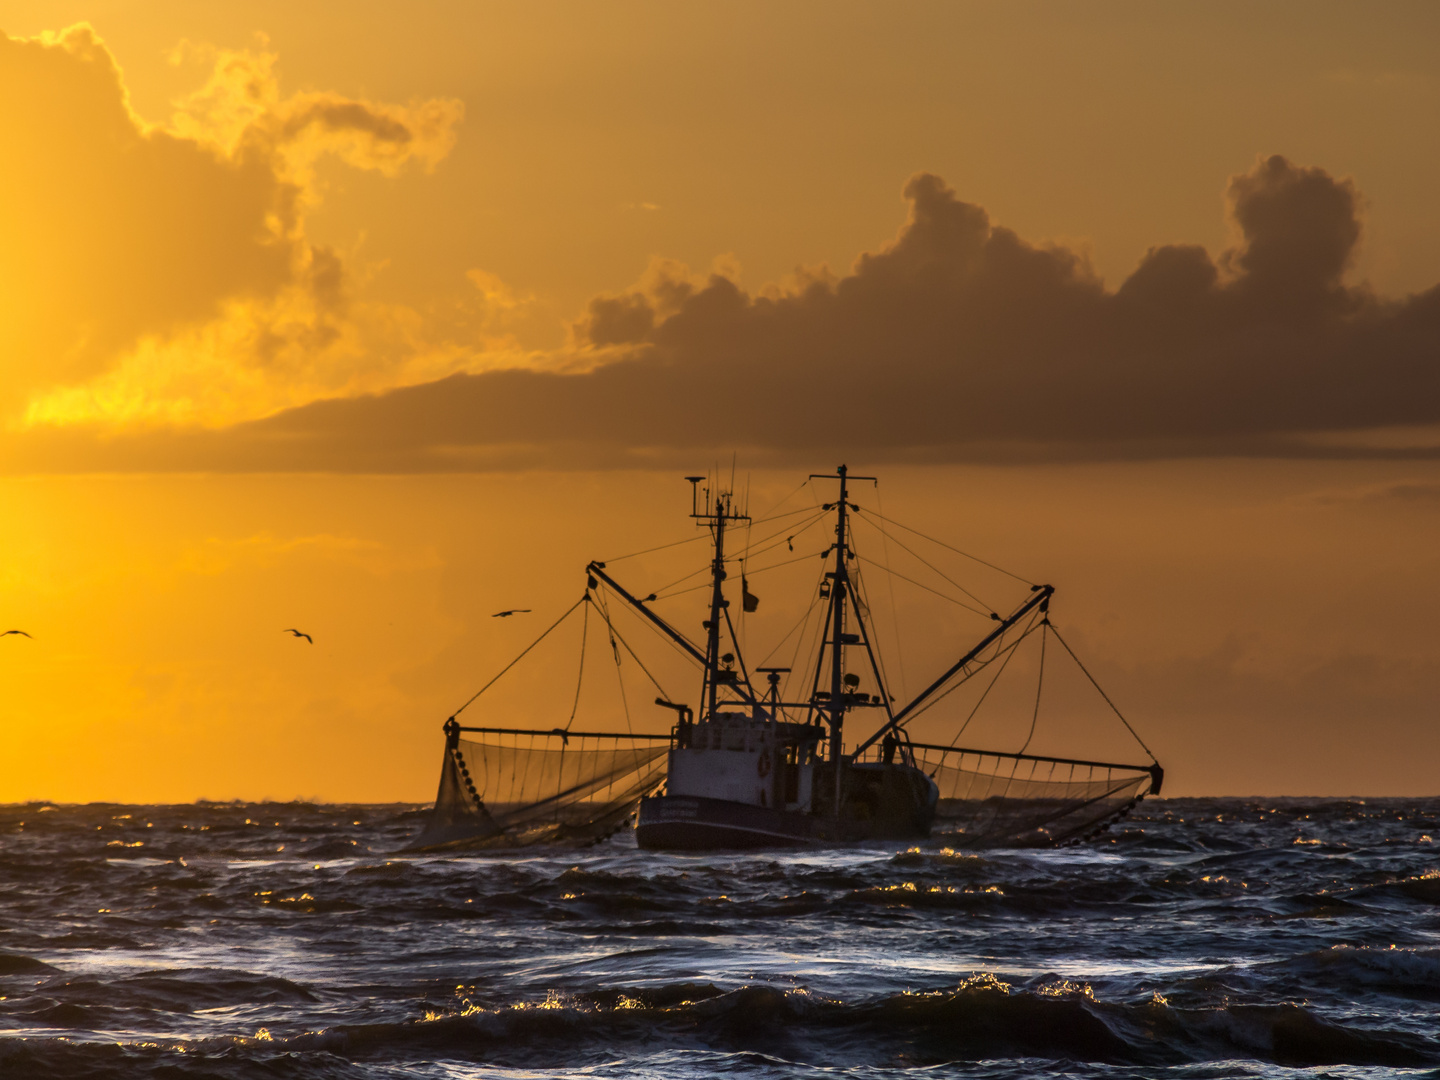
[2,2,1439,801]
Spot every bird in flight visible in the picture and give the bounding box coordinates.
[1,630,31,638]
[283,628,313,643]
[491,609,531,618]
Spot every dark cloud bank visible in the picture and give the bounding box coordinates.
[16,155,1440,472]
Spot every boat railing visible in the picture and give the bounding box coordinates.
[845,737,1160,847]
[453,725,671,741]
[850,738,1162,798]
[411,723,671,851]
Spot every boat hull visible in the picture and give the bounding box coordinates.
[635,795,826,849]
[635,765,938,850]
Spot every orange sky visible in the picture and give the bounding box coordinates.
[2,4,1439,800]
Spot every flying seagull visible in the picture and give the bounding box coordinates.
[1,629,31,638]
[283,628,313,643]
[491,609,531,618]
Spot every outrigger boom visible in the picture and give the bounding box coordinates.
[855,582,1055,756]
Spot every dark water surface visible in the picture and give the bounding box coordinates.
[4,799,1440,1078]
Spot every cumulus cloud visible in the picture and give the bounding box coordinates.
[167,40,459,184]
[7,149,1440,472]
[534,158,1436,454]
[0,25,471,428]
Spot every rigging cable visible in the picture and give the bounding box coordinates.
[755,585,826,670]
[602,532,709,564]
[592,580,703,668]
[733,547,828,579]
[725,507,830,568]
[564,598,591,730]
[1017,620,1048,755]
[942,617,1042,746]
[593,600,673,701]
[1046,622,1158,764]
[873,481,908,702]
[647,508,829,600]
[751,504,827,527]
[894,610,1041,730]
[852,553,992,618]
[593,590,634,734]
[656,542,828,601]
[449,595,587,719]
[853,510,995,613]
[847,549,897,713]
[722,604,755,702]
[748,476,812,523]
[739,497,754,653]
[780,563,831,711]
[649,562,713,598]
[854,506,1035,586]
[600,505,817,566]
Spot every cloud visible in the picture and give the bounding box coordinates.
[1301,479,1440,506]
[7,151,1440,472]
[164,37,458,178]
[0,25,468,428]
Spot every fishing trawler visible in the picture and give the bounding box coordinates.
[413,466,1162,852]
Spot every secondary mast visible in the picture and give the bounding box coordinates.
[828,467,849,762]
[811,464,875,763]
[688,475,750,719]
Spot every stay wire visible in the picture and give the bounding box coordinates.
[722,605,755,699]
[751,504,828,527]
[600,505,815,566]
[781,564,830,710]
[596,603,672,701]
[850,561,896,712]
[657,539,829,601]
[647,509,826,600]
[756,588,826,669]
[594,591,634,735]
[943,618,1041,746]
[650,562,713,599]
[1018,621,1048,755]
[565,598,591,730]
[853,512,995,613]
[853,554,992,619]
[740,503,754,652]
[874,482,908,702]
[595,581,704,669]
[749,477,812,523]
[905,612,1040,729]
[738,548,829,578]
[450,595,587,718]
[731,507,829,566]
[1047,623,1158,764]
[855,507,1035,586]
[602,532,709,564]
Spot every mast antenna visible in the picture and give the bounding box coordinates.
[687,472,751,720]
[808,464,876,765]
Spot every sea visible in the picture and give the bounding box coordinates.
[4,799,1440,1079]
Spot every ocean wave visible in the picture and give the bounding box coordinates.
[7,798,1440,1078]
[1259,945,1440,998]
[5,978,1428,1074]
[0,953,58,976]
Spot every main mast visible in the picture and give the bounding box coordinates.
[689,476,750,719]
[809,464,876,763]
[827,466,850,762]
[705,491,728,719]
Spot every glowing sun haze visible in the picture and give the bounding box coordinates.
[1,2,1438,801]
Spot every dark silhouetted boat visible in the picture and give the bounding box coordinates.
[412,466,1161,852]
